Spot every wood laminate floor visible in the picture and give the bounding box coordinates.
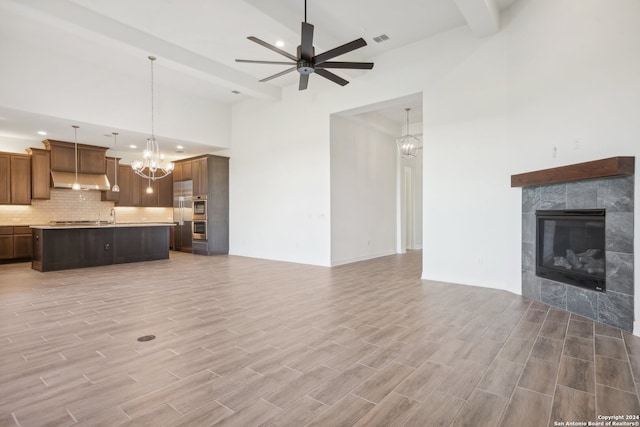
[1,251,640,426]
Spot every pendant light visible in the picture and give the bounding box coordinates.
[111,132,120,192]
[131,56,174,181]
[396,108,422,158]
[146,175,153,194]
[72,125,81,190]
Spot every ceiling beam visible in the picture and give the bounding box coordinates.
[453,0,500,37]
[7,0,281,101]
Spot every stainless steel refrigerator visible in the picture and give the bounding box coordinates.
[173,180,193,253]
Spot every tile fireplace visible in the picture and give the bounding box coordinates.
[513,157,635,331]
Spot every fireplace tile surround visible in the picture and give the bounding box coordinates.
[521,175,634,331]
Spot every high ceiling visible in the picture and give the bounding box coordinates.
[0,0,517,161]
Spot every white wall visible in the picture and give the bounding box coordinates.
[0,5,231,148]
[330,115,397,265]
[229,92,332,265]
[230,0,640,332]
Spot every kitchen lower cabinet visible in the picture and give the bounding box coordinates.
[13,227,32,259]
[113,226,170,263]
[0,232,12,260]
[31,224,171,272]
[33,227,113,271]
[0,226,32,261]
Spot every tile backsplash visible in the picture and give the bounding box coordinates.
[0,189,173,225]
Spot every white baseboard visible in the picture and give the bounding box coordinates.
[331,250,398,266]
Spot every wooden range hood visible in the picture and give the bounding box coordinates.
[43,139,111,191]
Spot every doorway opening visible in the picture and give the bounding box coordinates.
[329,93,423,269]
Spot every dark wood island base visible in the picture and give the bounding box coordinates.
[31,224,173,272]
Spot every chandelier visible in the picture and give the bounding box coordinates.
[396,108,422,158]
[131,56,174,183]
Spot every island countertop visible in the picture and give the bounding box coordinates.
[30,222,175,229]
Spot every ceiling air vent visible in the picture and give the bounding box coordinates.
[373,34,390,43]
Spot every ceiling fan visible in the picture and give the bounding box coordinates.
[235,0,374,90]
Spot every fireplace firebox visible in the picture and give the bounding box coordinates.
[535,209,606,292]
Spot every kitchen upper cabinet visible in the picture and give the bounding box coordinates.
[28,148,51,200]
[158,175,173,207]
[173,160,192,181]
[0,155,9,204]
[48,143,76,172]
[44,140,108,174]
[192,157,208,196]
[79,146,107,174]
[101,157,120,202]
[0,152,31,205]
[172,162,183,181]
[117,165,132,206]
[140,174,157,207]
[139,173,172,207]
[131,169,142,207]
[11,155,31,205]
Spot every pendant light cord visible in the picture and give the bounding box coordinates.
[113,132,118,186]
[405,108,410,136]
[73,125,79,182]
[149,56,156,141]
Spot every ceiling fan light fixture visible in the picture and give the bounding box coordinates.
[235,0,373,90]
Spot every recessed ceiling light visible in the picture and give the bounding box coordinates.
[37,131,47,136]
[275,40,285,47]
[129,145,137,149]
[176,145,184,149]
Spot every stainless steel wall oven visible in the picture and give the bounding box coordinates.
[193,196,207,220]
[192,221,207,240]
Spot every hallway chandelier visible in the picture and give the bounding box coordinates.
[396,108,422,158]
[131,56,174,182]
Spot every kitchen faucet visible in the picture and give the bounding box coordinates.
[110,208,116,225]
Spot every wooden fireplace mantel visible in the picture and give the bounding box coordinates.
[511,156,635,188]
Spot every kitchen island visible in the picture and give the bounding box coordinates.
[30,223,174,272]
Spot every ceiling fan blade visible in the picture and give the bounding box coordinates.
[299,74,310,90]
[315,61,374,70]
[247,36,298,61]
[315,69,349,86]
[236,59,296,65]
[258,66,297,82]
[300,22,314,60]
[313,38,367,65]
